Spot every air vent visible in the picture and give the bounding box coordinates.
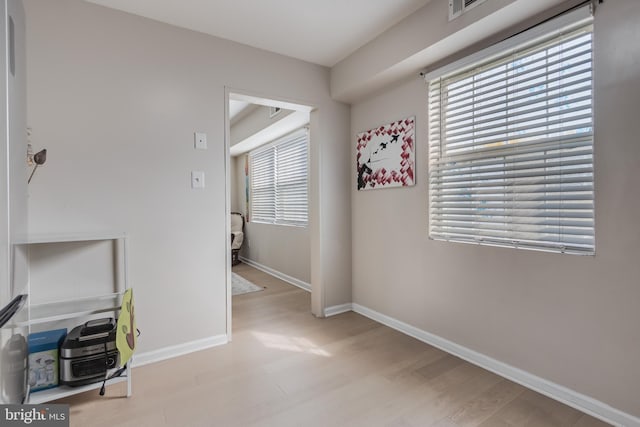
[449,0,486,21]
[269,106,282,118]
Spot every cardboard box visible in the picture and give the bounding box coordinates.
[28,329,67,392]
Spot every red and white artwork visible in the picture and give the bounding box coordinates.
[357,116,415,190]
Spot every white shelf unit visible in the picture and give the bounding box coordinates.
[28,376,128,405]
[21,232,132,404]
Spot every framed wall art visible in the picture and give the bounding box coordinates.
[356,116,415,190]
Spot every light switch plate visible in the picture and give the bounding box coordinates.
[194,132,207,150]
[191,171,205,189]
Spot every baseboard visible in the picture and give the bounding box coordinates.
[324,303,353,317]
[239,256,311,292]
[132,334,228,368]
[351,303,640,427]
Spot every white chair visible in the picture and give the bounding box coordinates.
[230,212,245,266]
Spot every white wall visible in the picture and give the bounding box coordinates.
[24,0,351,355]
[229,155,239,213]
[231,155,245,216]
[331,0,575,102]
[242,221,310,285]
[311,104,352,311]
[350,0,640,419]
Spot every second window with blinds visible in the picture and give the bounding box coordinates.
[427,8,595,255]
[249,128,309,227]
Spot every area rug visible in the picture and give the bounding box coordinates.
[232,272,265,296]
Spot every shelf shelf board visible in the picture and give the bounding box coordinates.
[28,376,128,404]
[14,232,127,245]
[19,293,124,326]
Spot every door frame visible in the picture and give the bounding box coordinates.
[224,86,323,340]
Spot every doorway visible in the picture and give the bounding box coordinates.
[225,89,316,338]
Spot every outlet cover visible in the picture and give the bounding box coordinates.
[194,132,207,150]
[191,171,205,189]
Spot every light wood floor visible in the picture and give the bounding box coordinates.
[55,263,610,427]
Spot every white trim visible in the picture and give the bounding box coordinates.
[239,256,311,292]
[351,304,640,427]
[229,91,314,114]
[324,303,353,317]
[224,87,233,342]
[132,335,228,368]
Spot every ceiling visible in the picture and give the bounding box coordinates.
[83,0,431,67]
[229,100,252,122]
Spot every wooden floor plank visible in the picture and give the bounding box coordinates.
[51,263,611,427]
[447,380,525,426]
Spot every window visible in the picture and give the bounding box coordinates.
[427,9,594,254]
[250,128,308,227]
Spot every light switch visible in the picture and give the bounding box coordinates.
[194,132,207,150]
[191,171,205,189]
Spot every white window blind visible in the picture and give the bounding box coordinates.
[428,14,594,255]
[250,129,309,227]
